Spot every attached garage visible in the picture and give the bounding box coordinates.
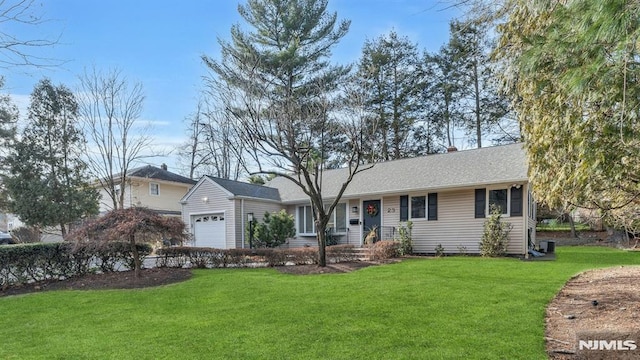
[192,214,226,248]
[181,176,283,249]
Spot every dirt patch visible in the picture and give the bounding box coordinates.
[0,267,192,297]
[546,266,640,359]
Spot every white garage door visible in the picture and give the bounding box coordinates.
[193,214,226,248]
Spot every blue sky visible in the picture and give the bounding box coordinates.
[3,0,461,174]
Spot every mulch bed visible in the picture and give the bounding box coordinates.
[275,260,396,275]
[546,266,640,359]
[1,267,192,297]
[1,261,396,297]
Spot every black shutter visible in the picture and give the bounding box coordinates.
[475,189,486,218]
[428,193,438,220]
[510,186,523,217]
[400,195,408,221]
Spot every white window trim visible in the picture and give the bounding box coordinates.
[298,205,315,236]
[329,203,348,235]
[149,182,160,196]
[528,190,536,220]
[409,195,427,220]
[297,203,348,236]
[486,186,511,218]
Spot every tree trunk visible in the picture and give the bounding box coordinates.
[566,213,577,238]
[316,214,330,267]
[445,95,453,147]
[473,60,482,148]
[317,229,327,267]
[130,234,141,278]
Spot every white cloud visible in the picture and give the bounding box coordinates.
[135,119,172,128]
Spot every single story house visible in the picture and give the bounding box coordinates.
[180,143,536,255]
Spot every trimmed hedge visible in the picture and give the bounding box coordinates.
[369,240,401,260]
[0,242,152,289]
[156,245,360,268]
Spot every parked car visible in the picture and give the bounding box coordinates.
[0,231,15,245]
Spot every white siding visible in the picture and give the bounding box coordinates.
[286,199,365,248]
[238,199,284,248]
[260,184,531,255]
[286,205,318,248]
[181,179,235,248]
[408,188,525,255]
[382,196,400,228]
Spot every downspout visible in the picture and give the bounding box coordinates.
[241,199,245,248]
[523,183,529,259]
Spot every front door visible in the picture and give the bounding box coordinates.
[362,200,381,244]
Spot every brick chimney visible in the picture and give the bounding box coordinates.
[161,163,168,171]
[447,146,458,153]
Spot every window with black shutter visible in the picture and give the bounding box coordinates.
[510,186,523,217]
[400,195,408,221]
[411,196,426,218]
[488,189,508,214]
[428,193,438,221]
[475,188,486,218]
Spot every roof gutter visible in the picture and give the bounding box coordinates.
[276,179,529,205]
[227,195,282,204]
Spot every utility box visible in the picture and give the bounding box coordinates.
[539,240,556,253]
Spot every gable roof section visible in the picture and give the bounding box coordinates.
[128,165,197,185]
[206,176,281,201]
[266,143,528,203]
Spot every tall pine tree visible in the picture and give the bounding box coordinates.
[448,19,510,148]
[356,30,422,159]
[203,0,374,266]
[4,79,99,235]
[0,77,18,211]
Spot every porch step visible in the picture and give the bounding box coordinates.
[350,247,372,261]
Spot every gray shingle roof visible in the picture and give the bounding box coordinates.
[129,165,197,185]
[207,176,281,201]
[266,143,528,203]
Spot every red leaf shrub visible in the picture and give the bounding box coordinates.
[67,207,187,244]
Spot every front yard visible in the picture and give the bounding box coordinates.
[0,246,638,359]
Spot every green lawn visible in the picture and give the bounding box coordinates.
[0,247,638,359]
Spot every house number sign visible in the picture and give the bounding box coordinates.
[387,207,396,213]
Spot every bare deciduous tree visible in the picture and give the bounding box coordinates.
[0,0,62,69]
[77,67,151,210]
[180,86,244,181]
[204,0,376,266]
[179,98,211,180]
[229,78,376,266]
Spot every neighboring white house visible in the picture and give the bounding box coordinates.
[97,164,197,216]
[181,143,536,255]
